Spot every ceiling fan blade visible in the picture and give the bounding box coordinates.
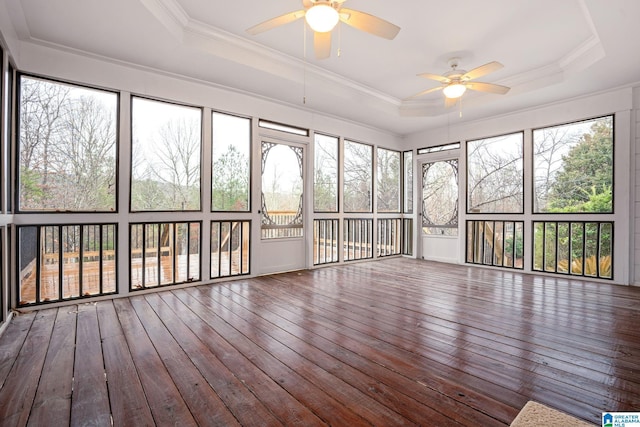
[462,61,503,81]
[465,81,510,94]
[314,31,332,59]
[246,10,305,35]
[404,86,443,100]
[444,97,458,109]
[339,8,401,39]
[417,72,450,83]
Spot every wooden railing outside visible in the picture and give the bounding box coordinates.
[313,219,339,265]
[18,224,117,306]
[211,220,250,278]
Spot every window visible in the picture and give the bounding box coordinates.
[377,218,401,257]
[131,97,201,211]
[533,221,612,279]
[261,142,304,239]
[18,224,117,305]
[467,132,523,213]
[377,148,400,212]
[343,140,372,212]
[344,219,373,261]
[417,142,460,155]
[313,219,339,265]
[18,76,118,211]
[314,134,338,212]
[258,119,308,136]
[422,160,458,236]
[466,220,524,269]
[403,150,413,214]
[130,222,200,289]
[211,112,250,211]
[533,116,613,213]
[211,220,250,278]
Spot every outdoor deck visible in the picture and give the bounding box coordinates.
[1,257,639,426]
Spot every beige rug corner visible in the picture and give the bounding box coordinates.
[511,401,596,427]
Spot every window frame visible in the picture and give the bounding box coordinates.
[376,147,401,214]
[16,73,121,214]
[211,110,252,213]
[466,131,525,215]
[531,114,615,215]
[129,95,203,213]
[313,132,340,213]
[343,139,373,214]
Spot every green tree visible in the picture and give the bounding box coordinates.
[212,144,250,211]
[547,120,613,213]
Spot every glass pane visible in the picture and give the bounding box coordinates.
[377,148,400,212]
[584,222,599,277]
[533,116,613,213]
[19,76,117,211]
[19,227,38,304]
[130,224,144,289]
[144,223,159,287]
[261,142,303,239]
[131,97,201,211]
[557,223,570,273]
[422,160,458,236]
[62,225,80,298]
[403,151,413,214]
[599,222,613,279]
[188,222,200,281]
[40,226,60,302]
[159,223,174,285]
[102,225,116,293]
[175,222,189,283]
[343,140,372,212]
[467,133,523,213]
[544,223,557,272]
[314,134,338,212]
[212,112,250,211]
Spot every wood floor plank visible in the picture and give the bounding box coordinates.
[184,285,422,427]
[71,303,111,427]
[112,298,198,427]
[96,301,155,427]
[264,270,636,408]
[129,294,247,426]
[169,289,368,426]
[0,312,35,389]
[193,283,499,426]
[155,290,326,427]
[27,307,77,426]
[216,278,519,425]
[0,309,56,426]
[141,293,281,425]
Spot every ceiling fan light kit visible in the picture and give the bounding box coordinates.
[443,83,467,99]
[246,0,400,59]
[407,59,511,106]
[305,4,340,32]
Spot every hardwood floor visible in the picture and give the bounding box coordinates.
[1,257,639,426]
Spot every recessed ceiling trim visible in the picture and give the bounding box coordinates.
[143,0,401,106]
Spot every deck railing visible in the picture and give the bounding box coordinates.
[344,219,373,261]
[466,220,524,269]
[377,218,402,257]
[313,219,339,265]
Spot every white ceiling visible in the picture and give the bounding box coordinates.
[6,0,640,135]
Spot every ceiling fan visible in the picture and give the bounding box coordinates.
[246,0,401,59]
[407,58,510,107]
